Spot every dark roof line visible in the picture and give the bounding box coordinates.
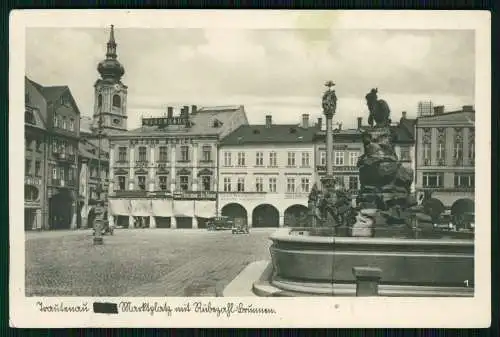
[417,109,474,119]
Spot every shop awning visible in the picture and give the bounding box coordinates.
[109,199,131,216]
[130,199,152,216]
[152,199,173,217]
[195,200,216,218]
[173,200,195,217]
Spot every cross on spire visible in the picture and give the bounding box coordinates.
[325,80,335,90]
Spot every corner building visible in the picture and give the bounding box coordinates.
[218,114,318,228]
[414,105,475,207]
[25,76,81,230]
[107,105,248,229]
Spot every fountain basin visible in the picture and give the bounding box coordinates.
[262,228,474,296]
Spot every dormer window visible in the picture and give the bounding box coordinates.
[60,94,69,106]
[212,119,222,128]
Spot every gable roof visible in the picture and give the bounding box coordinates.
[394,118,416,142]
[124,105,245,137]
[39,86,68,103]
[220,124,318,146]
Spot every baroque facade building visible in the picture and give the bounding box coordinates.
[25,77,81,230]
[218,114,318,227]
[107,105,248,229]
[414,105,475,207]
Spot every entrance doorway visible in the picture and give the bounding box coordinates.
[49,191,73,230]
[25,208,36,230]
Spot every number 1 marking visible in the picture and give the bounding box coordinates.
[464,280,469,287]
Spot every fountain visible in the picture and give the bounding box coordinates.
[220,83,474,297]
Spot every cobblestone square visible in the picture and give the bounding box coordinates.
[25,228,274,297]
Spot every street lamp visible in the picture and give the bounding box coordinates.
[93,115,105,245]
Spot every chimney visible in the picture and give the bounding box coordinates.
[338,123,342,131]
[302,114,309,128]
[167,106,173,118]
[265,115,272,128]
[317,117,322,130]
[191,105,198,114]
[401,111,407,119]
[433,106,445,115]
[183,105,190,117]
[357,117,362,129]
[462,105,474,112]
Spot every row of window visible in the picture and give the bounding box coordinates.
[115,175,213,192]
[52,139,77,156]
[222,151,368,167]
[25,138,43,152]
[117,145,213,163]
[421,172,475,188]
[25,159,42,177]
[223,176,311,193]
[40,164,77,184]
[421,142,475,166]
[53,114,76,132]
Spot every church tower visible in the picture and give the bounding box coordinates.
[93,25,128,132]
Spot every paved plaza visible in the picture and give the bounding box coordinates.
[25,228,274,297]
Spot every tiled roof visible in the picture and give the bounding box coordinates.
[220,124,319,146]
[124,106,245,137]
[393,118,416,142]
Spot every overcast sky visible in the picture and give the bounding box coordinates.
[26,28,475,129]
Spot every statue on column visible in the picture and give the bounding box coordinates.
[322,80,337,118]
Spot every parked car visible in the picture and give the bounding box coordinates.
[207,216,234,231]
[232,217,249,234]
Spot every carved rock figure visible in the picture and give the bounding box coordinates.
[365,88,391,128]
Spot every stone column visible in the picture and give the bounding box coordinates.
[247,214,252,228]
[170,144,176,192]
[108,144,115,194]
[149,145,155,192]
[279,214,285,227]
[326,117,333,176]
[171,215,177,229]
[35,209,42,230]
[192,143,198,191]
[70,200,77,229]
[192,216,198,229]
[150,215,156,228]
[463,127,470,166]
[128,144,135,190]
[445,127,454,166]
[108,213,115,228]
[430,128,437,166]
[129,215,134,229]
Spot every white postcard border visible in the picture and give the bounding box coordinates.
[10,10,491,328]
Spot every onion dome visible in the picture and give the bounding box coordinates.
[97,25,125,80]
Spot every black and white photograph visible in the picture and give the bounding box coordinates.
[10,10,490,328]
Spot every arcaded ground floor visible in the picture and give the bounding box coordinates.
[25,228,274,296]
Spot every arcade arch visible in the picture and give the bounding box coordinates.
[252,204,279,228]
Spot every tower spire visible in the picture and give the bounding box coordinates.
[106,24,117,59]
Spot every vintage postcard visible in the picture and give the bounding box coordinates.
[10,10,491,328]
